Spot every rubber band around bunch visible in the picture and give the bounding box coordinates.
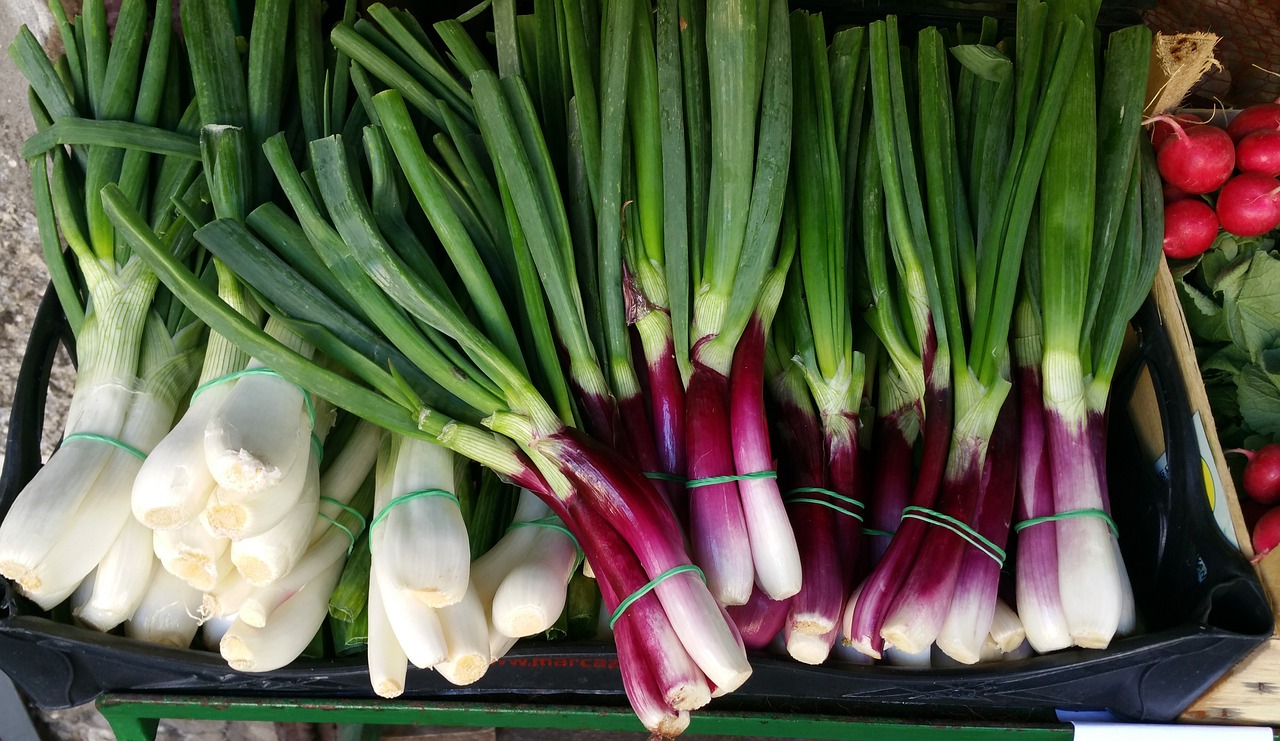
[367,489,460,553]
[318,513,358,555]
[609,564,706,629]
[507,516,585,571]
[61,432,147,461]
[784,486,866,520]
[900,505,1006,565]
[685,470,777,489]
[643,471,686,483]
[188,366,320,458]
[319,496,367,530]
[1014,508,1119,538]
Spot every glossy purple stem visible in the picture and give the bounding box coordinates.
[686,353,753,606]
[726,586,789,650]
[845,333,952,658]
[730,317,800,601]
[868,408,914,564]
[937,397,1020,662]
[772,371,842,638]
[1013,359,1069,653]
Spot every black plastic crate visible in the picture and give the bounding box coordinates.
[0,283,1270,721]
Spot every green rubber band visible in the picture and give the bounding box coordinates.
[319,513,357,555]
[784,497,865,521]
[508,516,579,548]
[685,470,777,489]
[367,489,461,552]
[61,432,146,461]
[319,496,367,531]
[786,487,865,509]
[508,516,585,572]
[310,434,324,465]
[783,488,867,520]
[643,471,687,483]
[900,505,1006,565]
[1014,508,1119,538]
[190,368,317,430]
[863,528,894,537]
[609,564,706,629]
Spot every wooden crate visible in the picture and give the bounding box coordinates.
[1146,257,1280,725]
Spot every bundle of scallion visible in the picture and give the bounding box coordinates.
[1,0,206,616]
[765,12,870,665]
[837,0,1155,667]
[1016,5,1159,652]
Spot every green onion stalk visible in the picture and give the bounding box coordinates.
[842,15,954,660]
[560,0,656,469]
[635,0,693,509]
[0,0,207,611]
[772,14,869,664]
[686,0,800,608]
[874,6,1094,660]
[1078,33,1160,644]
[1032,0,1146,651]
[722,318,816,651]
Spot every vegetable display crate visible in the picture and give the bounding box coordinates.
[1161,248,1280,726]
[0,279,1270,735]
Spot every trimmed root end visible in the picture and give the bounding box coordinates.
[843,637,882,661]
[498,608,548,638]
[1071,633,1113,650]
[412,587,463,609]
[1,564,41,593]
[202,506,247,538]
[167,555,219,592]
[374,680,404,699]
[654,714,691,739]
[879,626,926,656]
[220,635,253,668]
[199,595,221,622]
[792,617,835,637]
[445,655,488,686]
[235,558,275,587]
[668,683,712,712]
[212,451,282,493]
[786,633,833,666]
[238,603,268,629]
[141,507,186,530]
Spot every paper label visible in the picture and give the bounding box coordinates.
[1071,722,1272,740]
[1153,412,1239,550]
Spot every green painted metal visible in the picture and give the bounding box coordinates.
[96,694,1072,740]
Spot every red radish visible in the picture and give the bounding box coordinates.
[1153,117,1235,194]
[1216,173,1280,237]
[1162,199,1218,258]
[1231,445,1280,504]
[1227,102,1280,142]
[1251,507,1280,563]
[1151,113,1203,150]
[1162,180,1190,203]
[1235,129,1280,177]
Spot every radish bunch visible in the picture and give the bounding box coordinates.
[1152,102,1280,259]
[1229,445,1280,562]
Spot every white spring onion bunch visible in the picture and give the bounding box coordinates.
[216,426,377,671]
[0,282,203,609]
